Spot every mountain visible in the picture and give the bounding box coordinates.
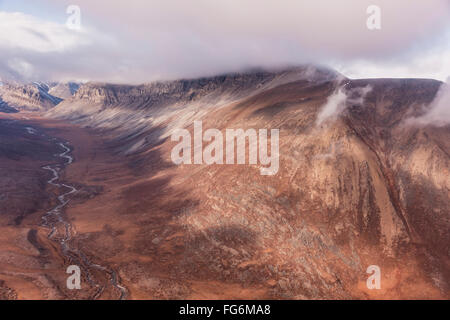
[0,81,81,112]
[47,66,339,153]
[44,66,449,298]
[0,66,448,299]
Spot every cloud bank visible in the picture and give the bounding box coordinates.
[0,11,118,82]
[0,0,449,83]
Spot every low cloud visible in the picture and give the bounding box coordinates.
[0,0,449,83]
[316,84,371,125]
[407,79,450,127]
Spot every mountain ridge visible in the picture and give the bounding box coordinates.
[0,65,448,299]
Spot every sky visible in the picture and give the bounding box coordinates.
[0,0,449,83]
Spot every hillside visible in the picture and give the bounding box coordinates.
[0,66,448,299]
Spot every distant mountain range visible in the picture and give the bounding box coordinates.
[0,81,80,113]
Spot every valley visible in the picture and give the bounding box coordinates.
[0,67,448,299]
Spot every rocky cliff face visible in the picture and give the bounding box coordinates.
[0,82,63,112]
[42,66,449,299]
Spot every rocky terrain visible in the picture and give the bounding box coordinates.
[0,82,67,112]
[0,66,448,299]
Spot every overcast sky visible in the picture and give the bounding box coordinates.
[0,0,449,83]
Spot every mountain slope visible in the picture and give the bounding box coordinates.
[10,66,449,298]
[0,82,63,112]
